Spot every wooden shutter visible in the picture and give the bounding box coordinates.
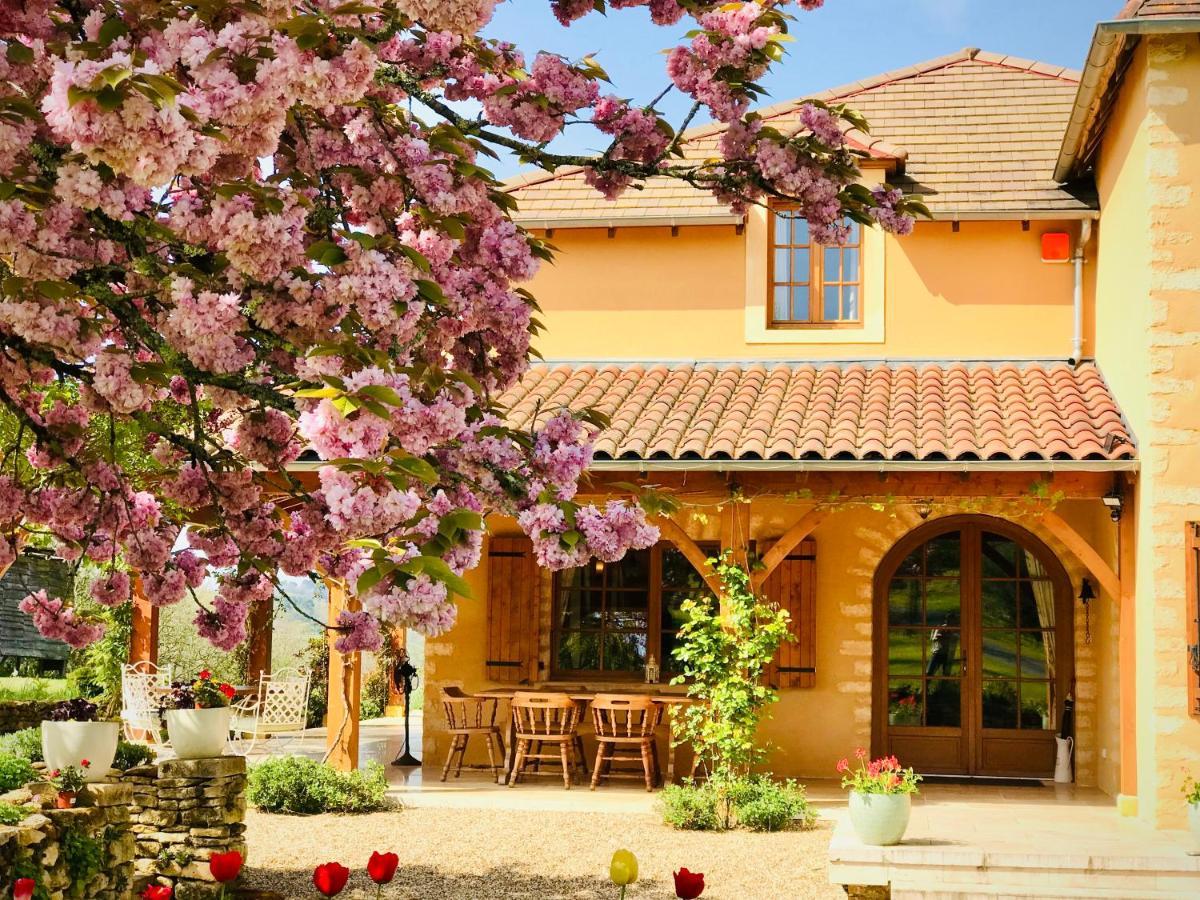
[1187,524,1200,716]
[762,539,816,688]
[486,537,541,684]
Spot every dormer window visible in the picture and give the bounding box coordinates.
[769,208,862,328]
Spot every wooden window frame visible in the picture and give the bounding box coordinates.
[550,542,718,681]
[1187,523,1200,717]
[767,205,864,329]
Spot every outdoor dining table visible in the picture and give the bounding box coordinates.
[473,687,695,786]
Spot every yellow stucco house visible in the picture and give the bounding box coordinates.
[421,0,1200,830]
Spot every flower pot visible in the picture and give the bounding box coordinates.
[165,706,231,759]
[1188,801,1200,848]
[848,791,912,846]
[41,720,119,782]
[55,791,77,809]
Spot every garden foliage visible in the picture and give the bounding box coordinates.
[246,755,389,814]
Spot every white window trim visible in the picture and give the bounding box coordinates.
[743,203,885,344]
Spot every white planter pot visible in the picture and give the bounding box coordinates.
[848,791,912,846]
[1188,801,1200,849]
[41,721,119,782]
[166,706,231,759]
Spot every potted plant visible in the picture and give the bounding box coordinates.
[162,670,236,759]
[41,698,118,782]
[1185,775,1200,846]
[46,761,90,808]
[837,748,922,845]
[888,692,919,726]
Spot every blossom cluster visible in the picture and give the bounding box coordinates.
[0,0,915,660]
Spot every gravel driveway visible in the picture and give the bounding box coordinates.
[242,806,842,899]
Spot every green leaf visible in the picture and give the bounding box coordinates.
[6,43,33,66]
[400,556,473,599]
[356,384,405,406]
[66,86,95,108]
[389,455,438,484]
[96,85,124,112]
[438,510,484,535]
[305,240,348,267]
[294,386,341,399]
[98,17,129,45]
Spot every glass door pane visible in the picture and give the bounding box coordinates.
[887,533,963,728]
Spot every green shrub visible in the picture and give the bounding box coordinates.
[0,676,75,702]
[359,667,388,721]
[0,801,31,825]
[726,775,816,832]
[660,781,721,831]
[660,775,816,832]
[0,727,42,762]
[247,755,389,814]
[0,755,37,792]
[113,740,155,771]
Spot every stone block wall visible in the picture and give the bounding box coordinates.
[0,700,58,734]
[0,781,135,899]
[0,757,247,900]
[126,756,248,900]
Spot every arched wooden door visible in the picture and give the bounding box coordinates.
[872,516,1074,778]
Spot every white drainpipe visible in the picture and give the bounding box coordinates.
[1071,220,1093,366]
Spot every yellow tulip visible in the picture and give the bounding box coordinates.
[610,848,639,889]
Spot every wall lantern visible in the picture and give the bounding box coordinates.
[1079,578,1095,644]
[1102,488,1123,522]
[1041,231,1071,263]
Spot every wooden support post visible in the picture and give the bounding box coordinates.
[245,599,273,687]
[1117,503,1138,814]
[720,500,751,569]
[129,575,158,665]
[324,578,361,772]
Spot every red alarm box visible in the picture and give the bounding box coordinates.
[1041,231,1071,262]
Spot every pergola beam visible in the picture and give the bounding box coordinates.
[653,515,723,597]
[752,507,828,590]
[324,577,362,771]
[1040,510,1121,601]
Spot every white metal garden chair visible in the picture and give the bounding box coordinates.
[229,666,311,755]
[120,660,173,746]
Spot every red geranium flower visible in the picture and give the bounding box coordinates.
[199,669,211,680]
[219,683,236,700]
[141,885,173,900]
[13,878,35,900]
[674,867,705,899]
[313,862,350,897]
[367,850,399,885]
[209,850,243,883]
[80,759,90,768]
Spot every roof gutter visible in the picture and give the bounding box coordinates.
[1055,17,1200,182]
[585,459,1138,474]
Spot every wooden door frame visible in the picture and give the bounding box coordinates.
[871,514,1076,776]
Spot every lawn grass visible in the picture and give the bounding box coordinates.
[0,677,76,702]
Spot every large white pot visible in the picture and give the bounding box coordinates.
[1188,801,1200,849]
[41,720,119,782]
[166,706,231,759]
[848,791,912,846]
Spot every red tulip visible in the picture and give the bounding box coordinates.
[673,868,705,899]
[209,850,243,883]
[312,861,350,897]
[367,851,399,885]
[13,878,35,900]
[141,885,173,900]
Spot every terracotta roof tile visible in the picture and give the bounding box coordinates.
[499,361,1135,462]
[509,48,1095,223]
[1119,0,1200,17]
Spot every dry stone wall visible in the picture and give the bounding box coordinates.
[0,700,58,734]
[0,756,247,900]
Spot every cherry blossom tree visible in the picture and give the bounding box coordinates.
[0,0,922,654]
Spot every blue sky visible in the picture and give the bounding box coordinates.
[480,0,1112,177]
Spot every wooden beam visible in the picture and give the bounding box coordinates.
[654,516,722,597]
[577,470,1115,502]
[245,598,273,686]
[720,502,752,570]
[386,628,408,716]
[752,508,828,590]
[324,578,361,772]
[1039,511,1120,601]
[129,575,158,665]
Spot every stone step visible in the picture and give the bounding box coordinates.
[891,881,1190,900]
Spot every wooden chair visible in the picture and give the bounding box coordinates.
[440,686,505,780]
[590,694,662,791]
[509,691,581,789]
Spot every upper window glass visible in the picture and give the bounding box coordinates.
[770,209,861,327]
